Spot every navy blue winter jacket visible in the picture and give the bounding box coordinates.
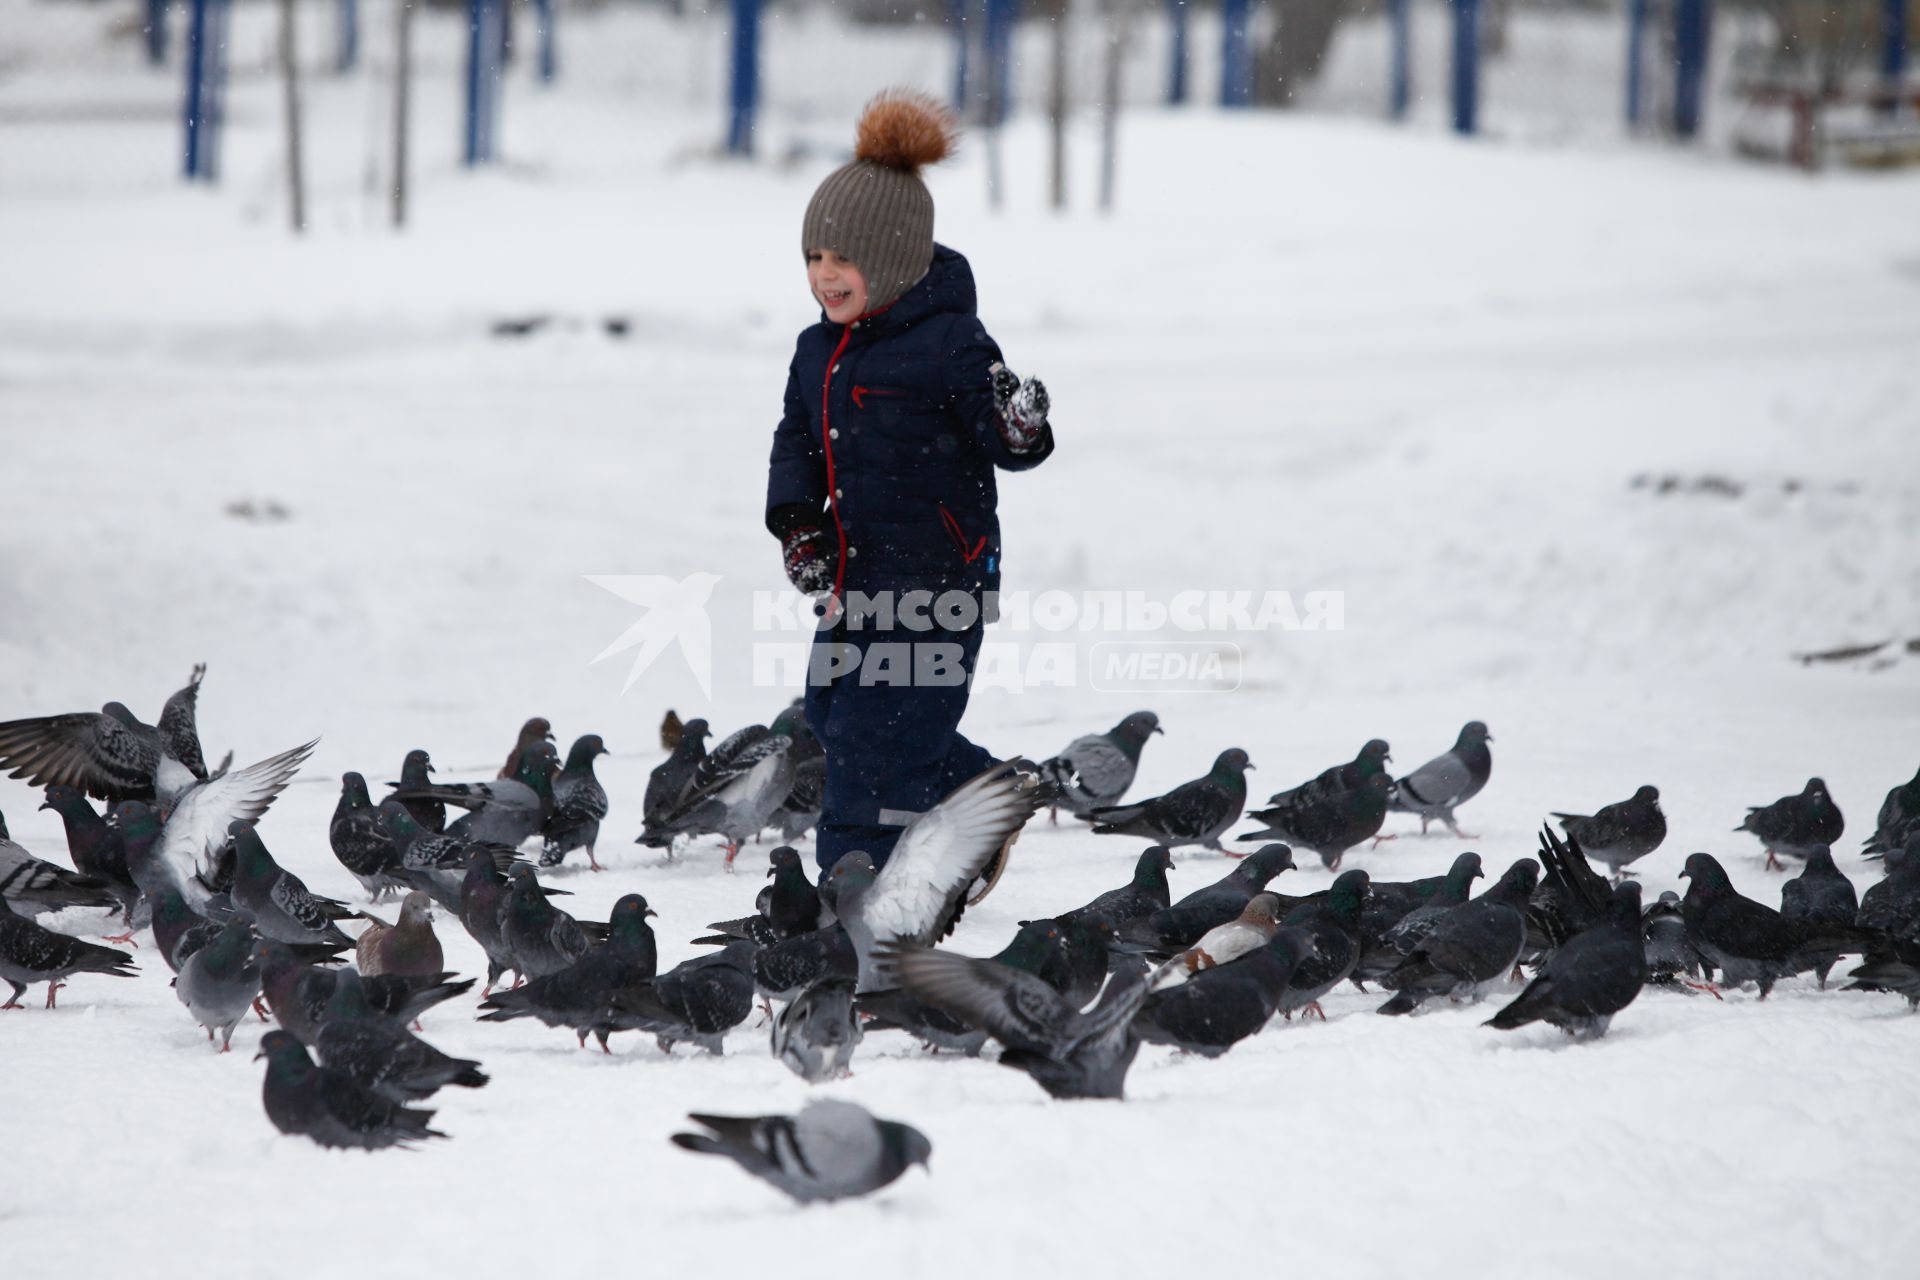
[765,245,1054,604]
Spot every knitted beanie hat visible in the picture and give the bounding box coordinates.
[803,90,958,314]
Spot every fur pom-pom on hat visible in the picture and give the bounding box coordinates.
[853,90,958,175]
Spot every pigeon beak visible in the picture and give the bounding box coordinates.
[1152,726,1165,735]
[252,1049,266,1062]
[544,731,556,742]
[645,909,658,918]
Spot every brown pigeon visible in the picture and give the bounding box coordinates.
[357,891,445,979]
[499,718,554,780]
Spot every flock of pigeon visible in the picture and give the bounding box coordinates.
[3,668,1919,1204]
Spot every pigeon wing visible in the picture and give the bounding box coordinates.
[866,762,1040,948]
[157,665,211,781]
[1397,751,1472,809]
[158,739,319,887]
[884,945,1073,1052]
[0,711,162,800]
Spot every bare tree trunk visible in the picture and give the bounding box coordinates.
[393,0,412,228]
[1098,5,1125,213]
[1048,8,1068,211]
[280,0,306,234]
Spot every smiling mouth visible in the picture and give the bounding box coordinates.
[823,290,851,307]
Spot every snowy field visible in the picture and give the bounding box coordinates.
[4,4,1920,1278]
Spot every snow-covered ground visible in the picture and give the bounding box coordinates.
[3,5,1920,1277]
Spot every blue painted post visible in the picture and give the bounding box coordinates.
[1451,0,1480,135]
[1220,0,1252,107]
[1672,0,1710,139]
[1389,0,1411,120]
[1885,0,1910,114]
[984,0,1017,125]
[1625,0,1647,127]
[465,0,503,165]
[338,0,359,73]
[183,0,207,178]
[951,0,975,113]
[727,0,761,156]
[1168,0,1190,105]
[146,0,168,65]
[205,0,230,179]
[534,0,557,83]
[182,0,229,179]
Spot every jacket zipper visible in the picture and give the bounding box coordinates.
[819,326,854,598]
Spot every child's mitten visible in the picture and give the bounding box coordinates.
[782,524,835,596]
[990,361,1050,452]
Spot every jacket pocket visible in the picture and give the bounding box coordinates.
[937,504,989,564]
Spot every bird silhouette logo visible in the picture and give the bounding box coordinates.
[584,573,721,698]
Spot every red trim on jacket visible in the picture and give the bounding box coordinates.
[938,503,988,564]
[819,326,854,598]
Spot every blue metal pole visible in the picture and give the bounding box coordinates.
[1220,0,1251,108]
[727,0,761,156]
[534,0,556,83]
[147,0,169,65]
[465,0,494,165]
[338,0,359,73]
[985,0,1017,125]
[1885,0,1910,113]
[182,0,207,178]
[206,0,230,181]
[1451,0,1480,135]
[1389,0,1410,120]
[1673,0,1710,139]
[1168,0,1189,105]
[1625,0,1647,127]
[951,0,974,113]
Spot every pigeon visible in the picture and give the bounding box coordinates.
[476,894,659,1048]
[330,772,397,900]
[385,749,444,834]
[501,863,601,980]
[671,1101,929,1203]
[1641,890,1714,992]
[174,919,261,1050]
[1276,869,1370,1019]
[1488,882,1647,1038]
[1736,777,1844,870]
[0,892,137,1008]
[1133,927,1315,1056]
[0,808,119,916]
[1039,710,1162,821]
[637,724,792,868]
[0,665,214,805]
[1151,894,1289,989]
[151,888,223,973]
[254,940,470,1045]
[402,742,558,849]
[1371,852,1485,964]
[1524,824,1616,964]
[700,846,829,946]
[1862,764,1920,859]
[377,802,518,914]
[1553,786,1667,880]
[1239,772,1391,870]
[1856,847,1920,938]
[660,709,685,752]
[753,924,860,1006]
[856,919,1088,1056]
[833,760,1045,990]
[459,850,521,994]
[1061,846,1176,934]
[145,741,321,916]
[1679,852,1865,998]
[39,785,139,931]
[639,717,711,843]
[357,891,443,979]
[499,717,555,780]
[768,705,825,842]
[257,1030,446,1150]
[771,976,862,1082]
[604,941,757,1054]
[227,822,355,947]
[1377,858,1538,1015]
[1386,722,1492,837]
[1088,748,1253,851]
[1778,847,1860,987]
[315,970,488,1102]
[880,941,1153,1099]
[541,734,611,871]
[1116,843,1295,954]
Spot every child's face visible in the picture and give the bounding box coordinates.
[806,249,868,324]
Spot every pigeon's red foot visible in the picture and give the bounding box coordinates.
[588,853,605,872]
[1683,979,1723,1000]
[1447,830,1478,841]
[103,931,138,947]
[252,999,270,1022]
[1765,851,1784,871]
[45,981,64,1009]
[1370,834,1399,849]
[1303,1001,1326,1021]
[0,1001,23,1011]
[723,842,740,873]
[1222,850,1248,861]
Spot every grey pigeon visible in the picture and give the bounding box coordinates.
[257,1030,445,1149]
[1553,785,1666,880]
[1387,721,1492,836]
[541,734,611,871]
[385,749,444,834]
[604,941,757,1054]
[1857,847,1920,938]
[1040,710,1162,821]
[254,940,470,1045]
[771,976,862,1082]
[499,716,555,779]
[0,665,215,805]
[636,724,792,868]
[1089,748,1253,852]
[768,701,824,842]
[0,891,137,1008]
[856,920,1093,1056]
[174,919,261,1050]
[1778,847,1859,987]
[459,850,522,994]
[752,923,859,1006]
[1061,845,1175,934]
[1377,858,1538,1015]
[1642,890,1714,993]
[0,808,119,916]
[701,845,825,946]
[1353,851,1487,983]
[228,822,355,947]
[356,891,443,978]
[146,740,321,917]
[638,718,711,843]
[1276,869,1371,1019]
[1134,927,1314,1056]
[41,785,140,932]
[671,1101,929,1203]
[1736,777,1844,870]
[1151,893,1288,989]
[1238,771,1391,870]
[476,894,658,1049]
[835,759,1046,991]
[1116,843,1295,954]
[501,863,601,980]
[330,772,397,900]
[1862,764,1920,859]
[377,801,517,914]
[314,970,488,1102]
[1681,851,1866,997]
[1371,852,1484,963]
[402,742,558,849]
[1265,739,1392,808]
[881,941,1153,1099]
[1488,881,1648,1039]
